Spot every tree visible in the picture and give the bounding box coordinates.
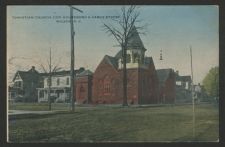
[40,48,62,110]
[202,66,219,99]
[103,6,147,106]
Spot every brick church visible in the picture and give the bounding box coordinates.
[90,27,175,104]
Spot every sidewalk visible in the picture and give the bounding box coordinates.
[8,110,57,115]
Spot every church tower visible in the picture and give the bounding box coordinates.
[117,26,148,69]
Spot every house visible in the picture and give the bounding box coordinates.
[193,83,208,102]
[92,26,159,104]
[175,72,192,103]
[37,68,85,103]
[10,66,41,102]
[156,69,176,104]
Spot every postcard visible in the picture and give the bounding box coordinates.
[7,5,219,142]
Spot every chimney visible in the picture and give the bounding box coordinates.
[31,66,35,72]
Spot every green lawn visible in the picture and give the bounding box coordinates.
[8,103,219,142]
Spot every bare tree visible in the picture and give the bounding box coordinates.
[103,6,147,106]
[40,48,62,110]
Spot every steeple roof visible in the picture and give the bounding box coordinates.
[114,26,147,59]
[127,26,146,51]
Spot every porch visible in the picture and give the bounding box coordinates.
[37,87,70,103]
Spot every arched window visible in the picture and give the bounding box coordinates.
[103,76,111,95]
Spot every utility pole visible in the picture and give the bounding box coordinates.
[69,6,83,112]
[48,48,52,111]
[190,46,195,139]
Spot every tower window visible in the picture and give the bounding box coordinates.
[134,53,140,63]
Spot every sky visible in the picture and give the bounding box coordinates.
[7,5,219,84]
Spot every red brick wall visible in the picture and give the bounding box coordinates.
[138,65,159,104]
[126,69,139,104]
[92,57,160,104]
[164,72,176,103]
[92,58,122,104]
[159,72,176,104]
[75,75,92,104]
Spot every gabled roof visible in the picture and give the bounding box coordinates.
[13,68,40,82]
[103,55,118,69]
[127,26,146,51]
[156,68,173,86]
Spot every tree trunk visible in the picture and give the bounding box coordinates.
[122,45,128,106]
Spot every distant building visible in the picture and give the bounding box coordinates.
[193,83,204,102]
[10,66,41,102]
[8,86,19,102]
[37,68,85,103]
[75,70,93,104]
[156,69,176,104]
[175,71,192,103]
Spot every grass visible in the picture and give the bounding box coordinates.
[8,103,219,142]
